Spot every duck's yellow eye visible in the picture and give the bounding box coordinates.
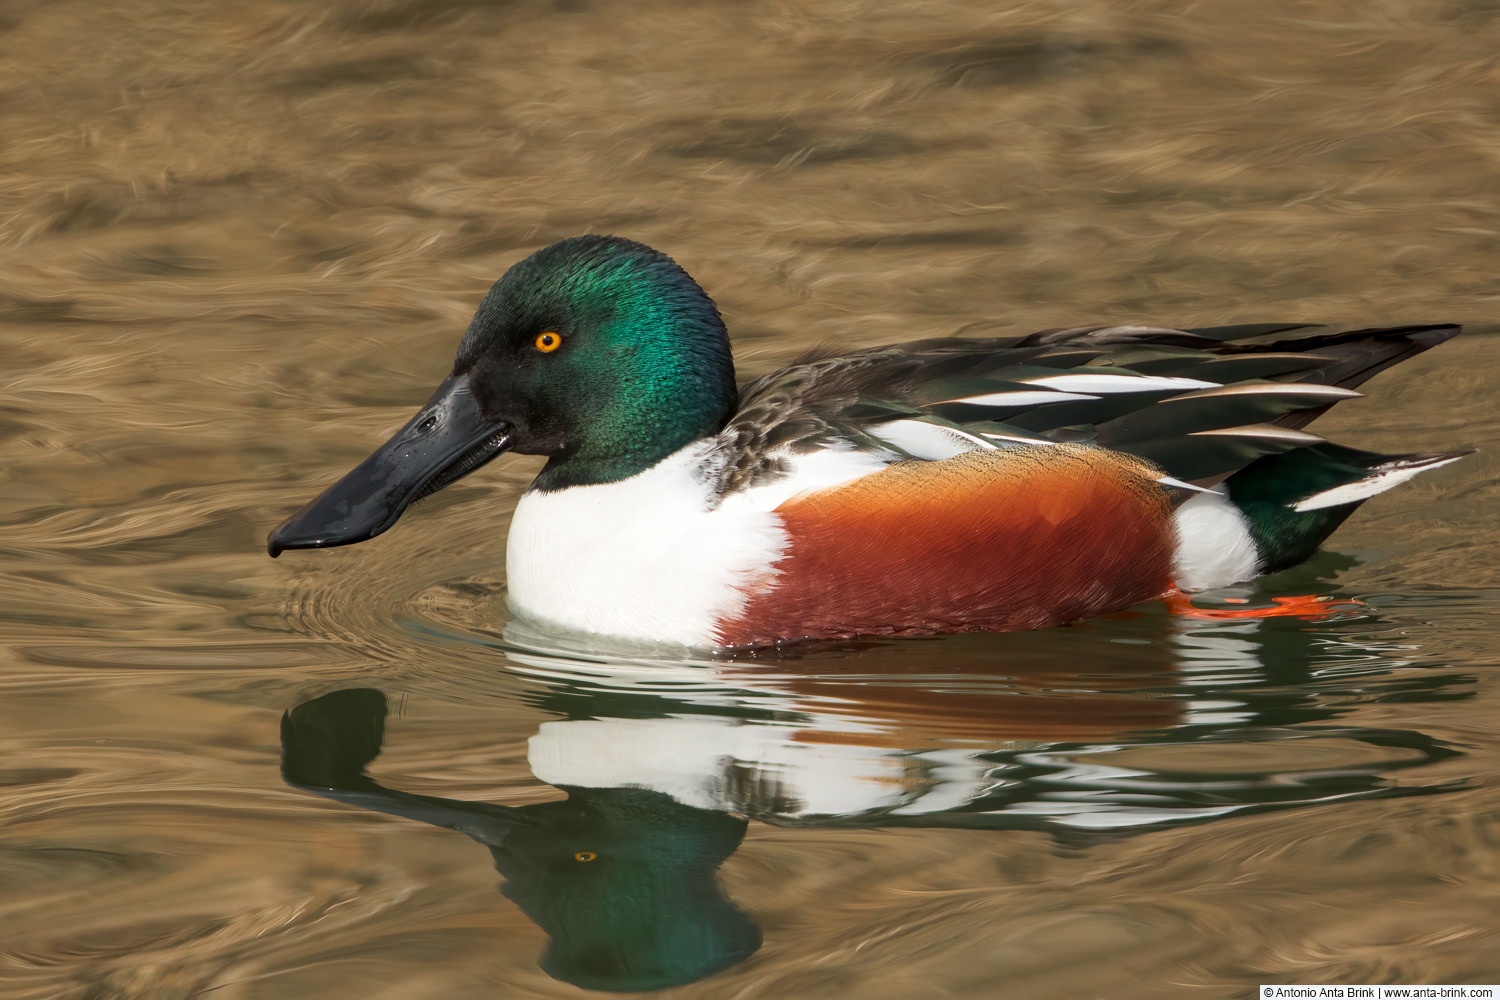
[535,331,562,352]
[573,851,598,863]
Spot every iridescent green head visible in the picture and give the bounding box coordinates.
[457,235,738,491]
[267,236,737,555]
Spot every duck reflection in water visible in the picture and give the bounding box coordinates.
[282,689,758,993]
[281,606,1465,992]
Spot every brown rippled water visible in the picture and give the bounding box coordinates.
[3,0,1500,997]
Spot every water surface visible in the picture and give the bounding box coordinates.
[1,0,1498,996]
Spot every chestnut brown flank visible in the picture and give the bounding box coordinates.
[718,444,1176,646]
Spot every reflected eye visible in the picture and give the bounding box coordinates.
[573,851,598,863]
[535,331,562,353]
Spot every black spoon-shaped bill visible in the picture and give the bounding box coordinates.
[267,374,513,557]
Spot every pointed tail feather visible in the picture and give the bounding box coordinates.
[1254,323,1461,429]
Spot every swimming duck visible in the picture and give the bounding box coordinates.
[267,235,1467,648]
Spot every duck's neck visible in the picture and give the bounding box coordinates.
[533,427,725,492]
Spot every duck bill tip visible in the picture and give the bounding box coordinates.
[264,375,513,560]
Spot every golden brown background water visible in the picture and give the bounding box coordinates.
[2,0,1499,997]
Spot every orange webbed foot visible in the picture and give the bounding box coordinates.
[1163,589,1365,621]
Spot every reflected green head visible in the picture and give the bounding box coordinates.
[494,786,760,992]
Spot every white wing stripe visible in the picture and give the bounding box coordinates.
[1291,455,1466,511]
[939,390,1100,407]
[1022,374,1221,393]
[980,432,1052,446]
[1155,476,1215,493]
[868,419,997,460]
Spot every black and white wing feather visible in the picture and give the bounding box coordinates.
[712,323,1460,494]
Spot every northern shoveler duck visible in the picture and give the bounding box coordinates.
[267,235,1468,648]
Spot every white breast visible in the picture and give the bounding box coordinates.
[504,442,887,647]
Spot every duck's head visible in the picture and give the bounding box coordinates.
[268,236,736,556]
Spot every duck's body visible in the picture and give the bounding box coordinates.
[508,440,1177,646]
[269,236,1467,649]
